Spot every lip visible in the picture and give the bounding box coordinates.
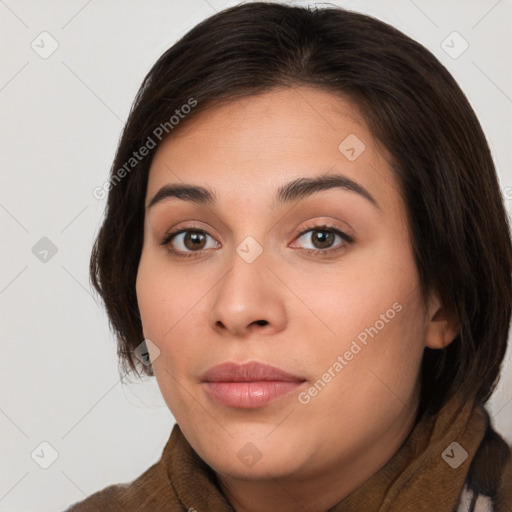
[201,361,306,409]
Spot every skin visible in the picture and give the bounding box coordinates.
[136,86,457,512]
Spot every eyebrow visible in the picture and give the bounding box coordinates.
[147,174,380,211]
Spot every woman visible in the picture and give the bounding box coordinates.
[66,2,512,511]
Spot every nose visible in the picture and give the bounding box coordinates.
[208,245,287,338]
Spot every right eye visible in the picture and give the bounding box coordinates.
[160,229,221,258]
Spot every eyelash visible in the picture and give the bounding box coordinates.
[159,223,354,259]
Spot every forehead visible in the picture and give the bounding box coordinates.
[145,86,398,210]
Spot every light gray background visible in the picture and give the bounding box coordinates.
[1,0,511,510]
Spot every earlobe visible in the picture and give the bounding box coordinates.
[424,296,459,349]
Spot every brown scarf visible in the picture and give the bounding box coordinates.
[65,393,512,511]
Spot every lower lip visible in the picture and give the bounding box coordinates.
[203,381,304,408]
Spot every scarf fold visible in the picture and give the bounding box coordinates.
[65,392,511,511]
[326,394,511,511]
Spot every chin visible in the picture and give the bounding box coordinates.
[197,433,307,480]
[210,454,300,481]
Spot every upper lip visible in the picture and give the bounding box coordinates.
[201,361,305,383]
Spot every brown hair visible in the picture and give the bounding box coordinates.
[89,2,512,417]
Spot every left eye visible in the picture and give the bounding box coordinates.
[292,227,351,251]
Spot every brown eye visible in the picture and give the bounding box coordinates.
[292,224,353,255]
[183,231,207,250]
[162,229,220,256]
[310,230,335,249]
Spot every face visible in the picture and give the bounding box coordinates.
[136,87,444,488]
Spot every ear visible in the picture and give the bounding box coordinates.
[424,294,459,349]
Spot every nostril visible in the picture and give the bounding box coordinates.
[254,320,268,326]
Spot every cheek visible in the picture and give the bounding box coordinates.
[300,287,426,431]
[137,251,196,339]
[136,255,197,416]
[300,240,419,339]
[299,235,425,383]
[135,251,211,378]
[345,295,425,405]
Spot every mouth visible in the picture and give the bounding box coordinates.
[201,361,307,409]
